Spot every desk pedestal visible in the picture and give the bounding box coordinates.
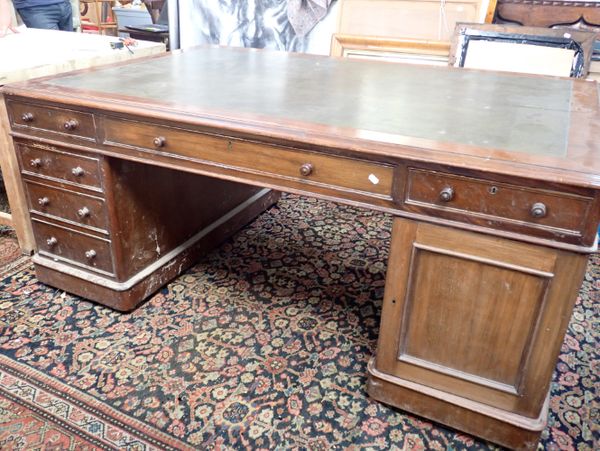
[368,217,588,449]
[18,146,279,311]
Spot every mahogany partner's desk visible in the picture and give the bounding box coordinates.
[3,47,599,449]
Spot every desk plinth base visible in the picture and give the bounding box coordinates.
[33,188,280,312]
[367,359,547,450]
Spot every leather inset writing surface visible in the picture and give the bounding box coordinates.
[46,47,572,157]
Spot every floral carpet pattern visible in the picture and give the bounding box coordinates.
[0,193,597,450]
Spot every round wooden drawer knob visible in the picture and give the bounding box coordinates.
[71,166,85,177]
[299,163,313,176]
[77,207,90,218]
[153,136,166,148]
[85,250,97,259]
[530,202,547,218]
[46,237,58,247]
[439,187,454,202]
[21,112,34,122]
[38,197,50,206]
[30,158,42,168]
[64,119,79,131]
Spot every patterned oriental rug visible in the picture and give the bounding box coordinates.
[0,194,597,450]
[0,226,22,271]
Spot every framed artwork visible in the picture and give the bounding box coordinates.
[449,23,597,77]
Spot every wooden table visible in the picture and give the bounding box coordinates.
[0,28,165,252]
[2,47,599,449]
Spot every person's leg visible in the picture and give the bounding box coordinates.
[17,4,59,29]
[17,1,72,31]
[57,0,73,31]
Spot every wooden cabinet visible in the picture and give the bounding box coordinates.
[369,217,588,449]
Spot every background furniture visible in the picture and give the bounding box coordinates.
[4,47,599,449]
[330,35,450,65]
[495,0,600,28]
[449,23,597,77]
[336,0,494,41]
[80,0,117,35]
[492,0,600,80]
[123,28,170,50]
[331,0,495,65]
[0,28,165,254]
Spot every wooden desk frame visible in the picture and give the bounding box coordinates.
[3,49,599,449]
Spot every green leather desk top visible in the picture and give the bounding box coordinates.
[47,46,574,157]
[6,46,599,187]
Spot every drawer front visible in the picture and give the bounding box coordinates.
[19,145,102,189]
[9,101,95,140]
[405,169,593,235]
[103,118,393,198]
[33,220,114,274]
[26,181,109,232]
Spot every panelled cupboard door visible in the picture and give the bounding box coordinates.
[374,218,588,418]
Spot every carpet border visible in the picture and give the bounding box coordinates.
[0,354,195,451]
[0,384,111,450]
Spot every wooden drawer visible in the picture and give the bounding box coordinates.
[405,168,594,237]
[33,220,114,274]
[19,144,103,189]
[25,181,109,232]
[9,101,95,140]
[103,118,394,198]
